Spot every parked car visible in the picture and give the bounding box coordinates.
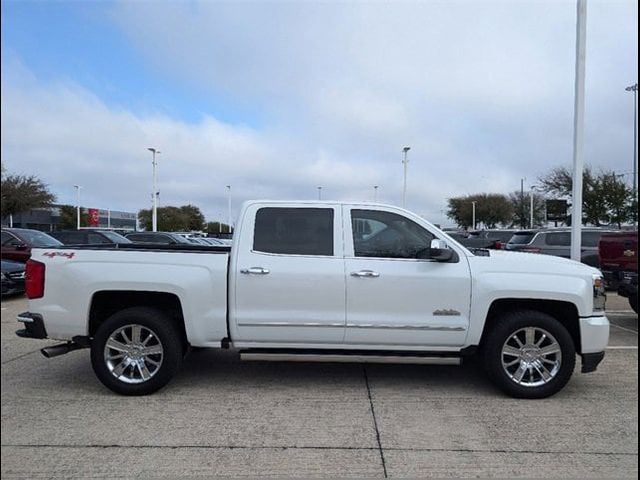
[505,228,617,268]
[49,229,132,245]
[1,228,63,262]
[468,230,518,249]
[124,232,195,245]
[201,238,227,246]
[447,232,501,250]
[18,200,607,399]
[1,259,26,296]
[599,231,637,313]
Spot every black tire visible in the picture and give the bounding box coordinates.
[91,307,184,396]
[482,310,576,399]
[629,293,638,315]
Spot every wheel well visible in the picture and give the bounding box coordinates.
[481,299,581,352]
[89,291,187,343]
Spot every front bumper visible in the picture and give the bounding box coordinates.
[617,272,638,299]
[580,351,605,373]
[1,278,25,296]
[579,315,609,355]
[16,312,48,339]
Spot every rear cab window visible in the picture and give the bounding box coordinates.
[253,207,334,256]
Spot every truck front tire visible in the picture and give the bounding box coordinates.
[90,307,183,395]
[483,310,576,399]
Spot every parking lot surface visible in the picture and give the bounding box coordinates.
[1,294,637,478]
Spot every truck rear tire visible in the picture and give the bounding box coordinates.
[90,307,183,395]
[630,293,638,315]
[482,310,576,399]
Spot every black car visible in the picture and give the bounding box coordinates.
[49,229,132,245]
[447,232,501,250]
[468,229,518,249]
[1,259,26,296]
[124,232,195,245]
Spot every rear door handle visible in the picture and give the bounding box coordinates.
[240,267,270,275]
[350,270,380,278]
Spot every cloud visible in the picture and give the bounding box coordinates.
[1,1,638,225]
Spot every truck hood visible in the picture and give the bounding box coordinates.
[470,249,601,278]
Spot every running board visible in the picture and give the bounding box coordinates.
[240,352,461,365]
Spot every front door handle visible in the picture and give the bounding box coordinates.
[240,267,270,275]
[350,270,380,278]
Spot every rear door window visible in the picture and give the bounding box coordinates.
[545,232,571,246]
[253,207,334,256]
[57,232,85,244]
[88,233,111,244]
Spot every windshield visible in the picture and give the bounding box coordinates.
[170,234,194,244]
[508,232,536,245]
[16,230,63,247]
[101,231,132,243]
[486,231,517,242]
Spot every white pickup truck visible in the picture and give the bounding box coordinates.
[17,201,609,398]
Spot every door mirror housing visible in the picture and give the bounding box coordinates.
[425,239,454,262]
[415,239,454,261]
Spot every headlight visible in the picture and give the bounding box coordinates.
[593,274,606,312]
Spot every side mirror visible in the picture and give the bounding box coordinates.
[429,239,454,262]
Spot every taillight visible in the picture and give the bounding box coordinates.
[494,241,502,250]
[25,260,45,299]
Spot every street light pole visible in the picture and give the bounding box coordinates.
[147,148,161,232]
[317,186,322,200]
[471,201,477,230]
[226,185,232,234]
[73,185,82,230]
[529,186,540,229]
[570,0,587,262]
[373,185,379,203]
[402,147,410,208]
[625,83,638,220]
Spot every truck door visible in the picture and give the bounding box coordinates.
[343,206,471,347]
[231,204,346,344]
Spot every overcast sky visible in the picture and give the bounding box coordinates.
[1,0,637,225]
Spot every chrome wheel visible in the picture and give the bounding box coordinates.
[103,324,164,384]
[501,327,562,387]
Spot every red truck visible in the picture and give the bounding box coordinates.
[599,231,638,314]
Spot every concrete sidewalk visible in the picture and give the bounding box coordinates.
[1,295,637,478]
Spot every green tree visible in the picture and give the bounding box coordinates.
[447,193,513,229]
[1,167,56,218]
[599,172,633,228]
[204,221,233,234]
[138,204,205,232]
[57,205,89,229]
[538,166,633,226]
[508,191,546,228]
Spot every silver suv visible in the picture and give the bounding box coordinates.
[506,228,618,268]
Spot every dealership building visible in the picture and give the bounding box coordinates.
[2,206,138,232]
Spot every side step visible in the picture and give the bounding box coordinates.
[240,352,461,365]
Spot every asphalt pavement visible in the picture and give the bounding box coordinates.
[1,294,637,478]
